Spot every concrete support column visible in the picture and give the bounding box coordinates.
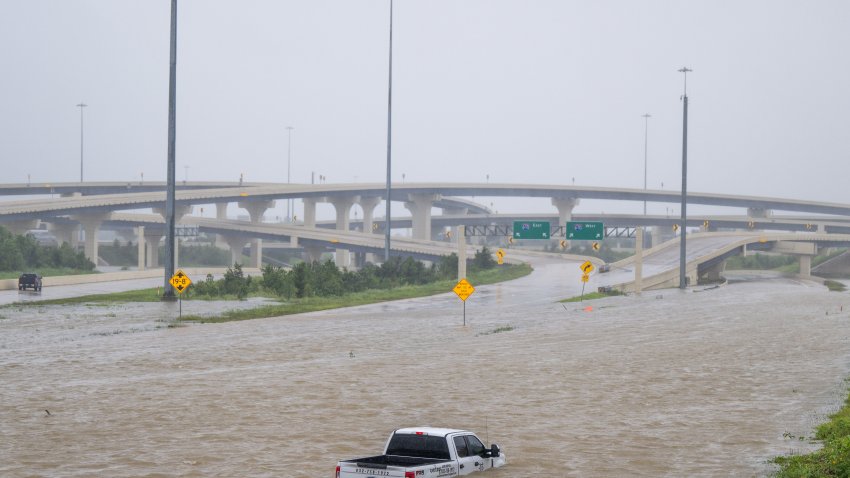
[48,223,80,247]
[215,202,229,220]
[223,235,248,266]
[237,200,274,269]
[75,213,109,266]
[2,219,39,235]
[358,196,382,234]
[303,244,325,264]
[404,193,441,240]
[552,197,580,226]
[303,198,318,227]
[331,196,357,267]
[552,197,580,247]
[358,196,382,265]
[799,255,812,278]
[649,227,665,248]
[136,226,145,270]
[154,205,192,222]
[144,233,163,268]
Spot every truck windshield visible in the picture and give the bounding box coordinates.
[386,434,450,460]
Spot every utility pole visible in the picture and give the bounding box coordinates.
[286,126,294,222]
[678,67,692,290]
[642,113,651,215]
[384,0,393,262]
[163,0,178,300]
[76,102,87,182]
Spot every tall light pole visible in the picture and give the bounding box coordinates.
[642,113,651,215]
[163,0,178,300]
[384,0,394,262]
[678,67,692,290]
[286,126,294,222]
[76,102,87,182]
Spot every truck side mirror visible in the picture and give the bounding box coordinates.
[489,444,500,457]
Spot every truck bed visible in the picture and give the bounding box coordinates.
[343,454,450,469]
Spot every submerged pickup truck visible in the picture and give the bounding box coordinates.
[336,427,506,477]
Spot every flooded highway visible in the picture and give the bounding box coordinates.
[2,258,850,477]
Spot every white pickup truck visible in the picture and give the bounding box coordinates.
[336,427,506,478]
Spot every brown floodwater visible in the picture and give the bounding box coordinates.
[2,259,850,477]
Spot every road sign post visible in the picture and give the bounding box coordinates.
[513,221,551,240]
[453,278,475,326]
[169,269,192,319]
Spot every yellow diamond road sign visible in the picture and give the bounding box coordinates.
[580,260,594,274]
[453,278,475,302]
[169,269,192,294]
[496,248,505,258]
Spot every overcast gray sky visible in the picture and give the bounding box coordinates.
[2,0,849,219]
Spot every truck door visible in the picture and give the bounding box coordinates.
[453,435,487,475]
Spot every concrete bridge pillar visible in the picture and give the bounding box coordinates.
[650,226,665,248]
[74,213,110,265]
[799,255,812,278]
[238,200,275,224]
[552,197,580,247]
[135,226,145,270]
[331,196,357,267]
[552,197,580,225]
[404,193,441,240]
[48,223,80,247]
[237,200,275,269]
[303,198,318,227]
[153,205,192,223]
[303,243,325,264]
[2,219,40,235]
[223,235,248,266]
[358,196,382,264]
[358,196,382,234]
[215,202,228,220]
[144,232,163,268]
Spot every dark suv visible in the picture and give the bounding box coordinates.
[18,273,43,291]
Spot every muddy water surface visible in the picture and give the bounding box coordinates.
[2,261,850,477]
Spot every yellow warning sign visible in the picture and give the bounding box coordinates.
[169,269,192,294]
[580,260,594,274]
[581,273,590,283]
[453,278,475,302]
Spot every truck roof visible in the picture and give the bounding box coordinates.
[394,427,469,437]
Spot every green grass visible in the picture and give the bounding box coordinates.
[824,280,847,292]
[559,290,624,303]
[774,383,850,477]
[181,264,533,323]
[6,263,534,323]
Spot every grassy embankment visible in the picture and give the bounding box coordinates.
[774,381,850,477]
[559,290,624,303]
[15,263,533,323]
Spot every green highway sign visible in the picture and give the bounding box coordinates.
[513,221,550,240]
[567,221,604,240]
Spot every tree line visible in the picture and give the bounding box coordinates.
[187,247,499,300]
[0,226,94,272]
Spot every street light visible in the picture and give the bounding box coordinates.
[678,66,692,290]
[642,113,651,215]
[76,102,87,182]
[286,126,294,222]
[384,0,394,262]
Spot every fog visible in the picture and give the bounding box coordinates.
[1,1,848,220]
